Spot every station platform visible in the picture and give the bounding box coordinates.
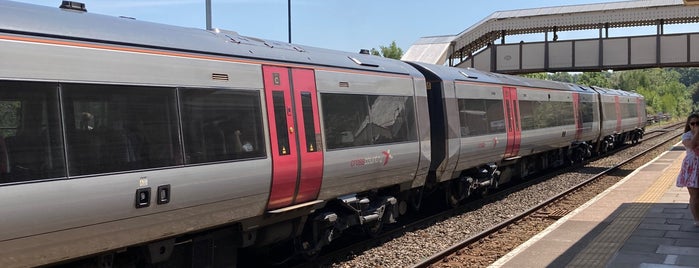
[490,143,699,268]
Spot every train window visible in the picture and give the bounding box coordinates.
[300,92,318,152]
[485,100,505,134]
[624,103,638,119]
[458,99,505,136]
[63,84,180,176]
[321,93,416,150]
[180,88,265,164]
[580,101,595,124]
[367,95,416,145]
[604,103,617,120]
[519,100,574,130]
[322,94,371,149]
[459,99,487,136]
[272,91,291,155]
[0,81,65,183]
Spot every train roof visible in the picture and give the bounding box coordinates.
[0,0,421,77]
[407,61,600,94]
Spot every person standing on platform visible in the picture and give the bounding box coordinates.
[677,113,699,226]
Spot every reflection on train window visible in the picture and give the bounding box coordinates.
[580,100,595,124]
[603,102,617,120]
[0,81,65,182]
[180,88,265,164]
[272,91,290,155]
[458,99,505,136]
[623,103,638,119]
[63,84,180,176]
[322,93,416,150]
[300,92,317,152]
[519,100,574,130]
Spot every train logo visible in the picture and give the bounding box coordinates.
[350,150,393,167]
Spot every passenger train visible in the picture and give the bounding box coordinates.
[0,1,646,267]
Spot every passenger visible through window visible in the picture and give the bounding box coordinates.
[0,81,65,182]
[63,84,180,176]
[180,88,265,164]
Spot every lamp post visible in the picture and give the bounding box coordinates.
[288,0,291,43]
[206,0,212,30]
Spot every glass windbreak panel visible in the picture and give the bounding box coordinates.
[180,88,265,164]
[0,81,65,183]
[368,95,416,144]
[300,92,317,152]
[63,84,180,176]
[321,93,370,149]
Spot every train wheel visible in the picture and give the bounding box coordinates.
[445,179,470,207]
[363,219,384,237]
[407,187,423,212]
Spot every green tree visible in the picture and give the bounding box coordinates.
[371,41,403,60]
[576,72,613,88]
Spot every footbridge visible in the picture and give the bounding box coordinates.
[403,0,699,74]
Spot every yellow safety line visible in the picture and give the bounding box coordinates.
[566,154,681,267]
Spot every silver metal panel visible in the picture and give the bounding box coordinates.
[0,160,270,266]
[575,40,600,67]
[474,48,492,71]
[496,44,520,71]
[412,87,431,188]
[315,70,414,95]
[630,36,657,65]
[455,133,507,173]
[660,35,688,63]
[549,41,573,68]
[519,126,577,156]
[603,38,629,66]
[522,43,545,70]
[318,142,420,200]
[453,83,503,100]
[692,34,699,62]
[0,39,263,89]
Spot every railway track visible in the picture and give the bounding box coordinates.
[280,122,683,268]
[412,122,684,268]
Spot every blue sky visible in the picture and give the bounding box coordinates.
[9,0,697,53]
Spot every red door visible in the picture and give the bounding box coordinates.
[263,66,323,210]
[503,87,521,158]
[614,96,622,133]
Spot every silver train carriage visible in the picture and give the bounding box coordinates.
[408,62,645,205]
[0,1,646,267]
[0,1,430,266]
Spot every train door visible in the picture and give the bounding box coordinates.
[614,95,622,133]
[502,87,521,158]
[262,66,323,211]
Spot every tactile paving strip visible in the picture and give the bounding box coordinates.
[566,154,681,267]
